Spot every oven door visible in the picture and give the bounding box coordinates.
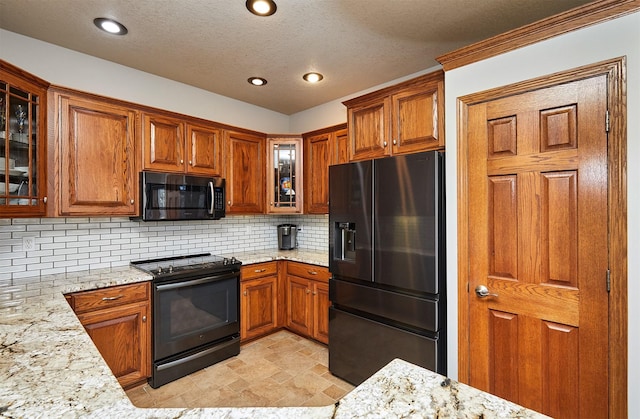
[153,271,239,361]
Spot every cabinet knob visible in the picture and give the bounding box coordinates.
[228,200,231,206]
[383,141,388,147]
[189,160,192,165]
[142,316,147,322]
[180,159,184,164]
[130,199,135,204]
[313,291,317,295]
[393,139,397,145]
[43,196,48,204]
[306,289,311,294]
[243,290,247,296]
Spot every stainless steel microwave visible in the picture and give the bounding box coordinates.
[135,171,225,221]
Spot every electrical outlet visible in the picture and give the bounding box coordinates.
[297,226,303,232]
[23,237,35,252]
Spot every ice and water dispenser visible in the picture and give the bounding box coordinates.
[334,222,356,261]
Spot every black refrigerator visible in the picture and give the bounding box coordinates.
[328,150,446,385]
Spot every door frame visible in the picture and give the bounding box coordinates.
[456,57,627,417]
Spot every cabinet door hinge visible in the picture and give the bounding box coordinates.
[605,110,610,133]
[606,269,611,293]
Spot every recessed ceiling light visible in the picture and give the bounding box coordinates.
[246,0,277,16]
[248,77,268,86]
[94,18,128,35]
[303,72,324,83]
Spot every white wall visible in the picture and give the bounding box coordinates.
[0,29,290,134]
[0,29,441,135]
[443,12,639,415]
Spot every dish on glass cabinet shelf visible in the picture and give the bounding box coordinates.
[0,182,20,193]
[0,168,27,177]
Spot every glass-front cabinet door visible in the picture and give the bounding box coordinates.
[0,60,49,217]
[267,137,303,213]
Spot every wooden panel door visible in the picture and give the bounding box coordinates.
[186,123,223,176]
[391,80,443,154]
[304,133,330,214]
[240,276,278,341]
[77,300,150,390]
[312,280,330,344]
[57,94,136,215]
[466,75,608,418]
[225,131,264,214]
[142,113,184,172]
[333,128,349,165]
[347,97,390,161]
[286,275,312,336]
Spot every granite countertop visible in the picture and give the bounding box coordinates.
[0,249,548,418]
[225,248,328,267]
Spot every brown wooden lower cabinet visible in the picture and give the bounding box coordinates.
[240,261,279,341]
[65,282,151,390]
[286,262,331,344]
[240,260,330,344]
[312,280,330,344]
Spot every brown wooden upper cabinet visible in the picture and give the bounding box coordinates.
[343,70,444,161]
[267,137,303,214]
[142,112,223,177]
[50,88,137,216]
[0,60,49,218]
[303,123,348,214]
[225,130,265,214]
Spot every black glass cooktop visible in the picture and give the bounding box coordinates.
[130,253,241,279]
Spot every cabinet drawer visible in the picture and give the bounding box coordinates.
[287,262,331,282]
[67,282,150,314]
[241,261,278,281]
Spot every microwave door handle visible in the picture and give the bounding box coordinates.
[208,181,215,215]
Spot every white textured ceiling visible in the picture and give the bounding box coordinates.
[0,0,593,115]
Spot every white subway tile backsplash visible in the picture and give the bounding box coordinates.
[0,214,328,308]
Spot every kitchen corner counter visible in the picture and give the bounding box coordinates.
[226,248,328,267]
[1,261,547,419]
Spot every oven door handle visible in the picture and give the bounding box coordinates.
[155,272,238,291]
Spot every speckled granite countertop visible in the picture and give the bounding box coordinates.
[0,249,548,418]
[223,248,328,267]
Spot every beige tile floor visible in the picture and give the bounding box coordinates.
[126,330,355,408]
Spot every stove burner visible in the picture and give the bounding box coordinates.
[130,253,242,280]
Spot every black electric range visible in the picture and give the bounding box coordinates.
[130,252,242,388]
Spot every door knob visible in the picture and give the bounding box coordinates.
[475,285,498,298]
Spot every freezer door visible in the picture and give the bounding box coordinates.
[329,307,444,386]
[373,151,445,295]
[329,161,373,282]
